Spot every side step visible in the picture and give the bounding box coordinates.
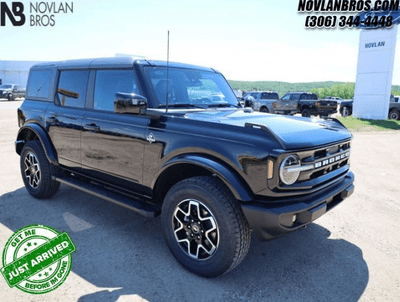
[53,176,160,217]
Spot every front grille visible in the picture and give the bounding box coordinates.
[299,142,350,182]
[271,141,351,195]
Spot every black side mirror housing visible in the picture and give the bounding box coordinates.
[114,93,147,115]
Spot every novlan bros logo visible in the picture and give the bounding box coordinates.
[0,2,25,26]
[1,1,73,27]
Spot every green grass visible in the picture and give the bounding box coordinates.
[338,116,400,132]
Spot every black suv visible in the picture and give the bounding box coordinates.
[281,92,337,117]
[16,57,354,277]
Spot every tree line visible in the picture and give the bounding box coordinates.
[229,80,400,99]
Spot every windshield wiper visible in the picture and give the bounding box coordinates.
[158,103,204,109]
[208,103,238,108]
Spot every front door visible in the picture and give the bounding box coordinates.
[81,69,148,190]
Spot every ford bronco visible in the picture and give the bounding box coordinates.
[15,57,354,277]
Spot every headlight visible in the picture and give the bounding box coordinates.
[279,155,314,185]
[279,155,301,185]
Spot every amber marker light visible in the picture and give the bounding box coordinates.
[267,159,274,179]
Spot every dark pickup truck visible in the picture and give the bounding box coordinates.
[16,57,354,277]
[281,92,337,117]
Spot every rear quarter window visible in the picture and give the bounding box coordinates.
[57,70,89,108]
[261,92,279,100]
[26,69,53,100]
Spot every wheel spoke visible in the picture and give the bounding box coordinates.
[173,199,219,261]
[24,152,41,189]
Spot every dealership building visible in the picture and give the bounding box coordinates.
[0,61,42,87]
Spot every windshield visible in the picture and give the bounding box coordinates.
[0,85,12,89]
[144,67,238,108]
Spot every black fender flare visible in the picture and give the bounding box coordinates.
[16,124,59,166]
[155,154,253,202]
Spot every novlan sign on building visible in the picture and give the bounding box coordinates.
[351,7,400,120]
[353,24,398,120]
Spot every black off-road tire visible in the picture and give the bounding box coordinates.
[341,106,350,117]
[161,176,251,278]
[20,141,60,199]
[260,107,269,113]
[301,108,311,117]
[389,109,400,120]
[8,94,13,102]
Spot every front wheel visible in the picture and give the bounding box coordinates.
[8,94,13,101]
[20,141,60,199]
[341,106,350,117]
[260,107,269,113]
[161,176,251,277]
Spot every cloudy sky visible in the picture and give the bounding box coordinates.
[2,0,400,83]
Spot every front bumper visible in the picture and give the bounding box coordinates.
[241,171,354,240]
[275,110,297,115]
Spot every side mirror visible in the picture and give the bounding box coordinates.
[114,93,147,115]
[244,96,255,108]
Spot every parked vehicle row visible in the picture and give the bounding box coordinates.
[243,91,337,118]
[338,95,400,120]
[0,84,25,101]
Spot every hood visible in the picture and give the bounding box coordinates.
[184,109,352,149]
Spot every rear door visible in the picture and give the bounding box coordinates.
[46,70,89,167]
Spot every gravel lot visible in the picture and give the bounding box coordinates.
[0,100,399,302]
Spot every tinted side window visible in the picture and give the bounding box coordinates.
[57,70,89,108]
[27,69,52,99]
[282,95,290,101]
[94,69,140,111]
[289,94,300,101]
[261,92,279,100]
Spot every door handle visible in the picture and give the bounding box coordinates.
[83,124,100,132]
[46,116,59,123]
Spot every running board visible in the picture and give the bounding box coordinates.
[53,176,160,217]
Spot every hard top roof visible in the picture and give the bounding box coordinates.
[246,91,278,94]
[31,57,216,72]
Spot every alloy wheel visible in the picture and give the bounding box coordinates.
[24,152,41,188]
[172,199,219,260]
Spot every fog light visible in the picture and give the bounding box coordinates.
[292,214,297,223]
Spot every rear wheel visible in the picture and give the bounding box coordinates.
[301,108,311,117]
[20,141,60,199]
[389,109,400,120]
[260,107,269,113]
[161,176,251,277]
[8,94,13,101]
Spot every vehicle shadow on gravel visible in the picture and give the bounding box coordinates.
[0,186,368,302]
